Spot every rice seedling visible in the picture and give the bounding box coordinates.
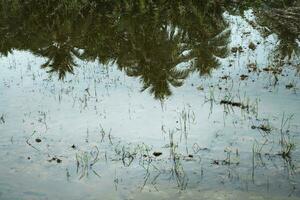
[168,131,188,190]
[177,105,195,153]
[204,87,216,116]
[25,130,40,152]
[75,146,101,179]
[278,113,295,160]
[0,114,5,124]
[99,124,112,143]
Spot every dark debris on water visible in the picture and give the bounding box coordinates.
[248,42,256,50]
[153,152,162,157]
[251,125,271,132]
[220,100,249,110]
[48,157,62,164]
[35,138,42,143]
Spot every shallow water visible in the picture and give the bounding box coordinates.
[0,1,300,200]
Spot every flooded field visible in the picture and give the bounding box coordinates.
[0,1,300,199]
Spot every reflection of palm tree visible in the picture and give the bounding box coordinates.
[190,30,230,76]
[116,12,191,100]
[34,18,83,79]
[112,1,230,99]
[255,6,300,66]
[37,43,79,79]
[169,1,230,76]
[77,14,120,64]
[275,36,300,61]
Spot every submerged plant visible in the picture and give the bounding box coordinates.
[75,146,100,179]
[0,113,5,124]
[168,131,188,190]
[279,114,295,159]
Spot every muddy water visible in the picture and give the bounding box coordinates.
[0,2,300,200]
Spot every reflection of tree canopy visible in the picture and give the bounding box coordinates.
[1,1,298,99]
[226,0,300,64]
[0,0,231,100]
[257,6,300,63]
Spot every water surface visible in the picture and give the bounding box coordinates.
[0,1,300,199]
